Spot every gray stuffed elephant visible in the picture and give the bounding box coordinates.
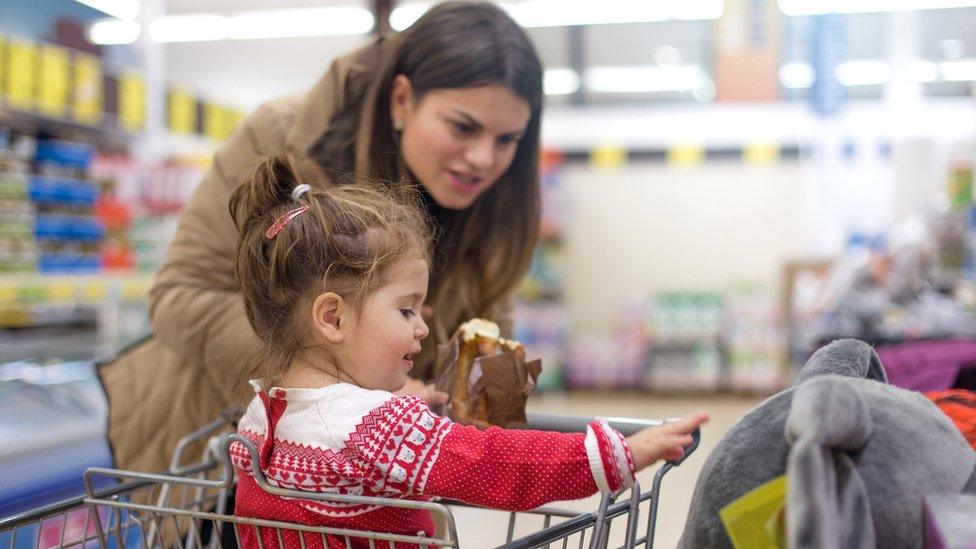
[678,339,976,548]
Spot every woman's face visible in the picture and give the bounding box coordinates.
[390,76,532,210]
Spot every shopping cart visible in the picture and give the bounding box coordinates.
[0,411,700,549]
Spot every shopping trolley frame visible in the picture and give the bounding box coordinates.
[1,412,700,549]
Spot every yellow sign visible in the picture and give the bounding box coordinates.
[118,72,146,132]
[168,88,197,134]
[38,45,70,117]
[72,53,103,124]
[203,103,226,140]
[744,143,781,166]
[6,38,37,110]
[589,143,627,169]
[667,144,705,167]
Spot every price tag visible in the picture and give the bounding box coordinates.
[72,53,103,124]
[38,44,70,117]
[118,71,146,132]
[6,38,37,110]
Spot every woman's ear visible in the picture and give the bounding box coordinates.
[389,74,414,127]
[311,292,347,344]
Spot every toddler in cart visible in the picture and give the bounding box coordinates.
[227,157,709,548]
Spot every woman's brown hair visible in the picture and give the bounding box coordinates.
[228,156,432,385]
[310,0,542,343]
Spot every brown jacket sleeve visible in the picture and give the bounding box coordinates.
[148,99,299,402]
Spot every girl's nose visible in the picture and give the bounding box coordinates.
[416,317,430,340]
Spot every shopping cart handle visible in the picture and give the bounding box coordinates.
[525,413,661,436]
[524,413,701,465]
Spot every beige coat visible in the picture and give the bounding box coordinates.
[98,40,513,474]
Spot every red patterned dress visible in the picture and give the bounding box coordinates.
[230,381,635,548]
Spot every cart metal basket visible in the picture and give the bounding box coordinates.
[1,412,700,549]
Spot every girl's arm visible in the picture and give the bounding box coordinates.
[352,396,633,511]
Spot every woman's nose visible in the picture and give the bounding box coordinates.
[464,137,495,171]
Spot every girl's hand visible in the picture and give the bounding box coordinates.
[626,411,709,470]
[397,377,449,405]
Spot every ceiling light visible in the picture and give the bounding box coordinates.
[87,18,141,45]
[391,0,721,32]
[779,62,815,89]
[940,59,976,81]
[149,14,229,43]
[544,69,581,95]
[75,0,140,20]
[835,60,891,86]
[229,7,373,40]
[584,65,708,93]
[779,0,976,15]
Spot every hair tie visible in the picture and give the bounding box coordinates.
[291,184,311,201]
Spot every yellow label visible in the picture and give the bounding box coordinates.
[0,285,17,303]
[6,38,37,110]
[667,144,705,167]
[72,53,103,124]
[744,142,781,166]
[589,143,627,169]
[118,72,146,132]
[719,474,787,549]
[0,35,5,97]
[37,45,69,117]
[84,280,107,301]
[47,282,74,302]
[121,278,150,301]
[168,88,197,134]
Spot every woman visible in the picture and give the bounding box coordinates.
[98,0,543,474]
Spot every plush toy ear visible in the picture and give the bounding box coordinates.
[794,339,888,388]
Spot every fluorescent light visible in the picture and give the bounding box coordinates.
[544,69,581,95]
[835,60,891,86]
[779,0,976,15]
[149,14,229,43]
[940,59,976,81]
[75,0,140,20]
[779,62,815,89]
[392,0,721,31]
[510,0,722,27]
[584,65,708,93]
[912,61,940,82]
[229,7,373,40]
[391,3,430,31]
[87,18,141,45]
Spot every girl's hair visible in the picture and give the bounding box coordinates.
[229,156,432,385]
[310,0,542,342]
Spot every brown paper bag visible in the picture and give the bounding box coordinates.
[433,333,541,428]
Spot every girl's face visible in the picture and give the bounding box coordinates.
[390,77,532,210]
[340,255,430,393]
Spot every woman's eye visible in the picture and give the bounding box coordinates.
[452,121,476,134]
[400,308,415,319]
[498,135,520,146]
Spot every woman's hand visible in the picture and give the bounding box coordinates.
[397,377,449,405]
[626,411,709,470]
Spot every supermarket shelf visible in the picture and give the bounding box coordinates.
[0,273,153,304]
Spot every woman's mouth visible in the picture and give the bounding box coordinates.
[447,170,483,194]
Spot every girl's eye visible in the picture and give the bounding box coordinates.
[400,309,415,319]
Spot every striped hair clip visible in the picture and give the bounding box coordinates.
[265,206,309,240]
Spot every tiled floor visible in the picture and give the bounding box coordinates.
[449,392,764,548]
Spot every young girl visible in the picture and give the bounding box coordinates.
[227,157,709,547]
